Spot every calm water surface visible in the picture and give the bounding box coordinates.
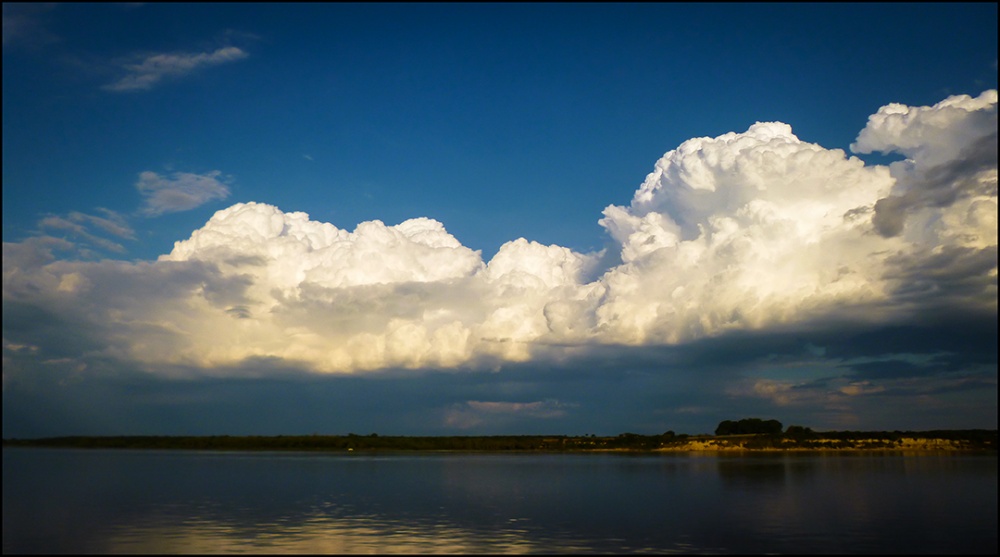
[3,447,996,554]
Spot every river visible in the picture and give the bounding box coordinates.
[3,447,996,553]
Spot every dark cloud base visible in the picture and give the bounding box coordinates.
[5,314,995,439]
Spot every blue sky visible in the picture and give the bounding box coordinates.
[3,3,997,437]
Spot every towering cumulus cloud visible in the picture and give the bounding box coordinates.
[153,203,601,370]
[3,91,996,376]
[597,121,896,343]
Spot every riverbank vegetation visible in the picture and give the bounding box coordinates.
[3,424,996,453]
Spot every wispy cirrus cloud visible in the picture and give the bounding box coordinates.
[136,170,231,216]
[68,209,135,240]
[36,209,134,255]
[1,3,58,49]
[102,46,248,92]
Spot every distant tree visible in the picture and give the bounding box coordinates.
[738,418,763,434]
[761,419,783,434]
[716,418,783,435]
[785,425,814,438]
[715,420,738,435]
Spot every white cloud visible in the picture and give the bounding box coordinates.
[156,202,492,371]
[137,170,231,216]
[851,91,997,165]
[852,90,998,241]
[3,91,996,378]
[594,92,996,343]
[595,121,898,343]
[102,46,248,92]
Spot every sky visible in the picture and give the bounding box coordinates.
[3,3,997,438]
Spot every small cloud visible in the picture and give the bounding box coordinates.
[2,4,57,49]
[736,378,841,409]
[672,406,712,415]
[303,154,314,162]
[466,399,570,418]
[839,381,885,397]
[749,379,800,406]
[38,215,87,236]
[3,339,39,354]
[102,46,248,92]
[136,170,231,216]
[69,209,135,240]
[225,306,252,319]
[38,212,129,254]
[443,399,572,429]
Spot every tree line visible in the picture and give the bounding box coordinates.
[3,426,996,452]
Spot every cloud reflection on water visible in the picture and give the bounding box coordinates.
[105,509,624,554]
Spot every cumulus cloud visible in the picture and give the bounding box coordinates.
[852,90,998,240]
[595,121,898,344]
[2,91,996,380]
[103,46,248,92]
[156,202,490,370]
[137,170,231,216]
[595,92,996,344]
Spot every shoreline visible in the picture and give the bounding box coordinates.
[649,437,990,452]
[4,431,996,453]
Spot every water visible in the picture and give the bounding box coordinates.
[3,447,996,554]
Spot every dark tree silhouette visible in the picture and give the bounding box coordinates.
[715,418,783,435]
